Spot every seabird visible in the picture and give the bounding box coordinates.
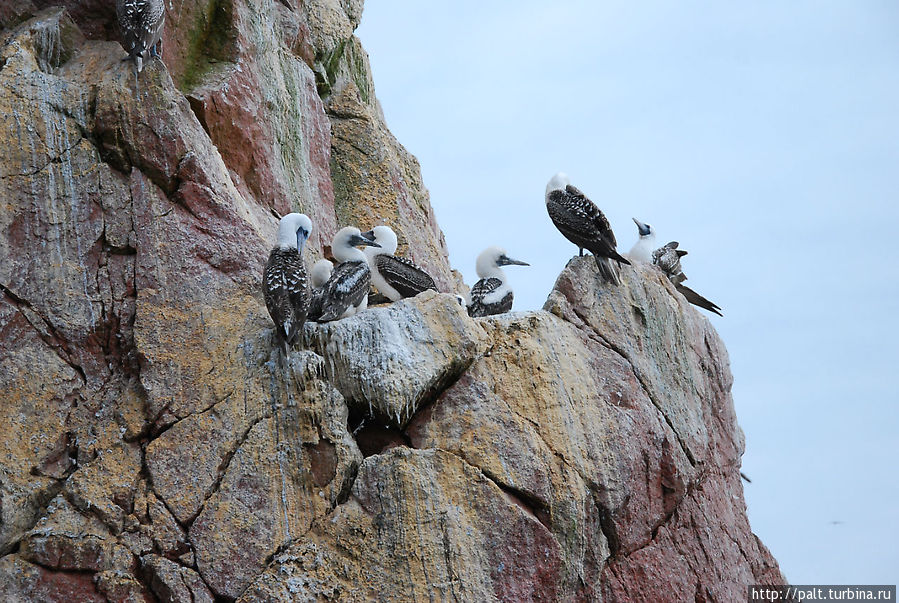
[306,258,333,322]
[467,246,529,318]
[116,0,165,73]
[363,225,438,302]
[545,172,630,285]
[628,218,656,263]
[652,241,723,316]
[263,213,312,353]
[310,258,333,289]
[314,227,380,322]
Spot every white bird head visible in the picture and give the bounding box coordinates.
[331,226,380,262]
[361,225,398,258]
[545,172,570,196]
[633,218,654,238]
[277,213,313,250]
[476,246,529,279]
[310,259,333,288]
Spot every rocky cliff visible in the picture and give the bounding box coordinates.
[0,2,784,601]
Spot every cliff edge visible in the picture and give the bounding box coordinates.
[0,3,784,601]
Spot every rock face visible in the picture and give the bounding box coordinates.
[0,3,783,601]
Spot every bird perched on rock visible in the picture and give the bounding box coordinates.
[545,172,630,285]
[651,241,688,284]
[306,258,333,322]
[467,246,529,318]
[314,227,380,322]
[117,0,165,73]
[628,218,656,263]
[263,213,312,353]
[363,225,438,302]
[652,241,723,316]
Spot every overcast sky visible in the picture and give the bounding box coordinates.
[356,1,899,585]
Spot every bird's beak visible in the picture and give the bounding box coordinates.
[349,233,381,248]
[296,228,310,250]
[360,229,376,241]
[633,218,651,236]
[498,255,529,267]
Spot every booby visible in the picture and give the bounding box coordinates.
[545,173,630,285]
[263,213,312,352]
[652,241,688,285]
[628,218,656,263]
[314,227,380,322]
[116,0,165,73]
[310,258,333,289]
[467,246,529,318]
[306,258,333,322]
[363,225,437,302]
[652,242,723,316]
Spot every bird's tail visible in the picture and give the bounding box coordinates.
[285,315,306,348]
[595,255,621,286]
[676,284,723,316]
[276,330,289,359]
[609,249,631,267]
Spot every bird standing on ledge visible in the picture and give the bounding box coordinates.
[363,225,438,302]
[467,246,529,318]
[306,258,333,322]
[117,0,165,73]
[545,172,630,285]
[263,213,312,353]
[652,241,723,316]
[314,227,381,322]
[628,218,656,263]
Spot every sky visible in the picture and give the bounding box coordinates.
[356,1,899,585]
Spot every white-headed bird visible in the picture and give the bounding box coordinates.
[264,213,312,353]
[545,172,630,285]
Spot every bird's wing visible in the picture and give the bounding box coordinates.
[307,287,325,321]
[376,255,437,298]
[546,186,622,260]
[676,284,723,316]
[319,261,371,320]
[652,245,687,284]
[496,290,514,314]
[282,251,308,342]
[563,185,618,247]
[467,278,503,317]
[263,250,294,339]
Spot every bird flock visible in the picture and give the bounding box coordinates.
[263,172,721,352]
[109,10,721,346]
